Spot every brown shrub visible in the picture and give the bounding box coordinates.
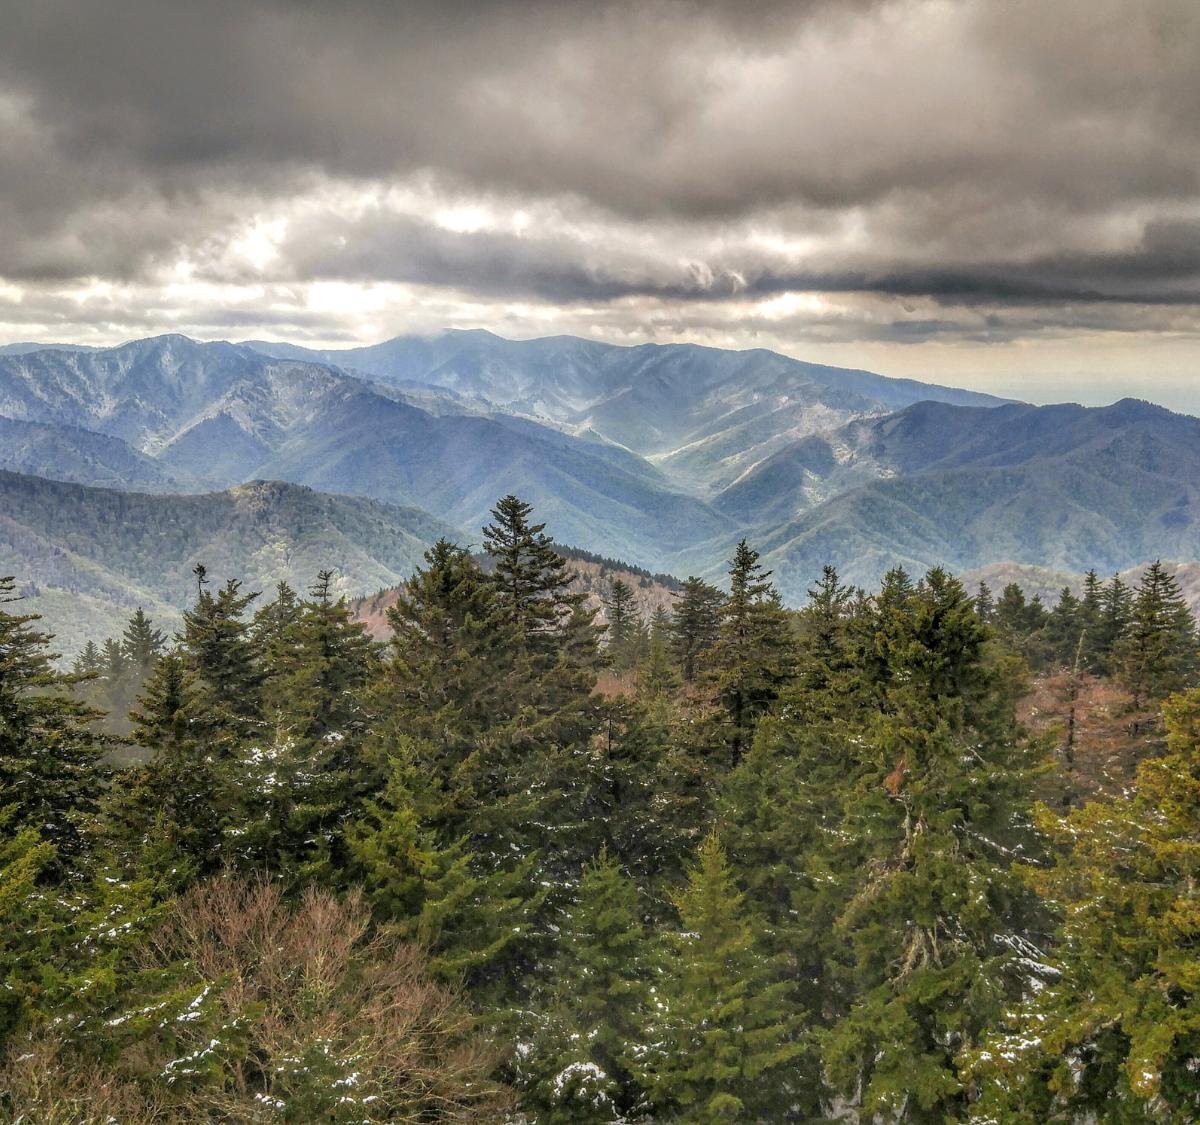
[2,879,510,1122]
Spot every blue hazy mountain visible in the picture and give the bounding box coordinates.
[0,335,734,569]
[700,398,1200,601]
[245,330,1006,491]
[0,470,456,656]
[7,331,1200,626]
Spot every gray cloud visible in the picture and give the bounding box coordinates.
[1,0,1200,376]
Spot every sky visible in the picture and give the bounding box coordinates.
[2,0,1200,410]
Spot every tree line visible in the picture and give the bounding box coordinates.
[3,494,1200,1121]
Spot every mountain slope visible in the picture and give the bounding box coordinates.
[0,471,455,656]
[0,415,190,490]
[246,330,1007,491]
[714,399,1200,601]
[0,335,732,570]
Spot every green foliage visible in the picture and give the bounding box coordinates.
[647,832,805,1122]
[1115,560,1200,709]
[517,850,653,1121]
[703,540,795,765]
[7,494,1200,1122]
[0,575,108,859]
[670,574,725,683]
[967,687,1200,1121]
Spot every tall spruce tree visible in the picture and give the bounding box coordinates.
[177,565,265,751]
[967,686,1200,1120]
[1095,573,1134,675]
[102,651,223,882]
[603,577,639,672]
[1114,561,1199,710]
[639,604,681,700]
[647,832,804,1122]
[517,850,653,1122]
[704,540,795,765]
[669,576,725,684]
[121,607,165,673]
[0,576,107,858]
[814,569,1042,1121]
[483,495,595,664]
[244,571,380,879]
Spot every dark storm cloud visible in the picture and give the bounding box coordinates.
[1,0,1199,329]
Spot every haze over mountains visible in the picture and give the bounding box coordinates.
[2,328,1198,647]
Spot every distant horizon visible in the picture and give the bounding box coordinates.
[5,325,1197,418]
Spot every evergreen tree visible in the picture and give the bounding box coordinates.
[704,541,795,765]
[253,579,302,716]
[639,604,681,700]
[483,494,596,663]
[102,651,223,882]
[968,687,1200,1120]
[815,569,1042,1121]
[0,576,107,858]
[71,639,102,679]
[245,571,380,879]
[647,832,804,1122]
[1076,569,1104,670]
[790,565,859,717]
[518,850,653,1122]
[1114,560,1199,710]
[1045,586,1084,667]
[1094,573,1134,675]
[974,580,995,624]
[120,607,165,672]
[178,565,265,751]
[360,540,552,983]
[346,740,536,985]
[603,577,639,671]
[669,576,725,684]
[993,582,1050,667]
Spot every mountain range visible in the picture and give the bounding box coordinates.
[2,328,1198,648]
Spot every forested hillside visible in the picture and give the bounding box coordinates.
[5,495,1200,1120]
[0,470,454,655]
[7,334,1200,600]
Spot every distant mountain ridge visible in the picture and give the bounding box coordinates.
[4,329,1200,631]
[246,330,1007,492]
[0,335,735,571]
[711,397,1200,601]
[0,470,456,656]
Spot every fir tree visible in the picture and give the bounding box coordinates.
[974,580,995,624]
[603,577,639,671]
[0,576,107,858]
[120,607,165,672]
[483,494,596,662]
[816,569,1042,1121]
[246,571,380,879]
[518,850,653,1122]
[1094,572,1134,675]
[669,576,725,684]
[1114,560,1199,710]
[177,565,265,751]
[346,740,536,985]
[647,832,804,1122]
[102,651,222,881]
[253,579,302,716]
[1045,585,1084,667]
[704,540,795,765]
[639,604,681,700]
[1076,569,1104,670]
[71,639,103,679]
[968,687,1200,1120]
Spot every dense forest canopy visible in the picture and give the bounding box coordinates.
[3,495,1200,1121]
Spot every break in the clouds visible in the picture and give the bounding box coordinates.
[2,0,1200,408]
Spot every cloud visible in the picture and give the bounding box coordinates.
[0,0,1199,389]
